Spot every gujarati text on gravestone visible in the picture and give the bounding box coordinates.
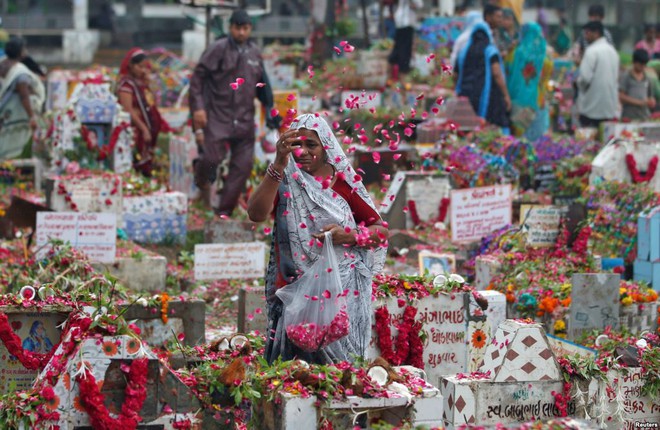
[450,185,512,243]
[569,274,620,340]
[36,212,117,263]
[519,205,566,247]
[194,242,266,280]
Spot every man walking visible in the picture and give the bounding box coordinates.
[190,9,279,216]
[577,21,619,128]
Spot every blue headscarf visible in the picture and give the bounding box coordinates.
[507,22,547,109]
[456,22,504,118]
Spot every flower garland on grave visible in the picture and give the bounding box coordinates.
[625,153,659,183]
[0,311,59,370]
[76,356,149,430]
[80,121,131,161]
[374,305,424,368]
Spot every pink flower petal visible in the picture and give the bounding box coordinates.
[372,152,381,164]
[236,77,245,85]
[256,82,266,88]
[230,82,239,90]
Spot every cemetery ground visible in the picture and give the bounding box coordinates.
[1,43,660,430]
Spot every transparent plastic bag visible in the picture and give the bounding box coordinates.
[275,232,350,352]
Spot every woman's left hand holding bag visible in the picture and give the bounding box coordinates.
[313,224,357,246]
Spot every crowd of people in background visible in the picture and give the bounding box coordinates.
[443,2,659,134]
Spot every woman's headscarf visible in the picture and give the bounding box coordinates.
[507,22,547,109]
[456,22,503,117]
[119,47,147,77]
[284,113,386,274]
[450,11,484,68]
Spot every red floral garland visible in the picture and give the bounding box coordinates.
[77,356,149,430]
[374,305,424,368]
[626,154,659,183]
[79,122,131,161]
[0,313,58,370]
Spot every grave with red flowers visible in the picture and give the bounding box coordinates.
[379,171,452,229]
[439,319,569,429]
[590,137,660,193]
[45,172,123,217]
[368,275,493,387]
[33,316,201,429]
[39,83,134,174]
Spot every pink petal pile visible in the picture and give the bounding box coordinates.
[286,309,350,352]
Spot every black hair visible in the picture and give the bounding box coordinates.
[4,36,25,60]
[588,4,605,18]
[583,20,604,36]
[644,23,655,33]
[633,48,650,65]
[130,53,147,65]
[483,4,501,20]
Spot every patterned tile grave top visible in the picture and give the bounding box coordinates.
[569,274,620,340]
[479,319,561,382]
[46,173,123,217]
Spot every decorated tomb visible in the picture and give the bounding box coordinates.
[45,172,123,217]
[380,171,452,229]
[368,274,491,386]
[440,319,567,429]
[39,83,134,174]
[590,137,660,193]
[122,190,188,245]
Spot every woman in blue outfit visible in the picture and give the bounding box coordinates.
[455,22,512,131]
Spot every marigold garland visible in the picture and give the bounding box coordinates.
[77,357,149,430]
[0,312,58,370]
[161,293,170,324]
[374,305,423,367]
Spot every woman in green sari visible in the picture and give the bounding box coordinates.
[0,37,45,159]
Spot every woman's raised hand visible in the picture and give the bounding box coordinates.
[273,129,301,170]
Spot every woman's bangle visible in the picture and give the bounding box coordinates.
[266,163,283,183]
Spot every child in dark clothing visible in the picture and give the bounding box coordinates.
[619,49,656,121]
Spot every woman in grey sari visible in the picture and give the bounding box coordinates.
[248,113,388,364]
[0,37,44,159]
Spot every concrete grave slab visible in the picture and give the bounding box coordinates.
[237,285,268,334]
[569,274,620,340]
[204,219,256,244]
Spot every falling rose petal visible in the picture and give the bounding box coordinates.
[283,192,292,198]
[311,296,319,301]
[300,223,307,228]
[294,147,304,157]
[326,267,333,273]
[403,206,409,213]
[230,82,239,90]
[264,227,272,235]
[292,172,300,180]
[236,78,245,85]
[287,93,297,102]
[256,82,266,88]
[340,41,348,46]
[382,173,391,180]
[333,46,342,55]
[307,65,315,79]
[393,154,402,161]
[372,152,381,164]
[436,96,445,105]
[323,290,331,299]
[255,308,262,314]
[219,214,229,219]
[431,107,440,114]
[270,108,279,117]
[426,53,436,63]
[343,43,355,53]
[353,174,362,183]
[416,93,424,100]
[404,127,413,137]
[422,111,429,119]
[332,121,340,129]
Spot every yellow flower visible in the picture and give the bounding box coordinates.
[621,296,634,306]
[272,380,280,386]
[553,320,566,332]
[619,287,627,295]
[403,282,411,290]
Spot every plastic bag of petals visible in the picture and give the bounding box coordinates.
[276,232,350,352]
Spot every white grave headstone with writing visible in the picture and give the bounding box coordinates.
[36,212,117,263]
[520,205,565,247]
[194,242,266,280]
[450,185,512,243]
[569,274,620,340]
